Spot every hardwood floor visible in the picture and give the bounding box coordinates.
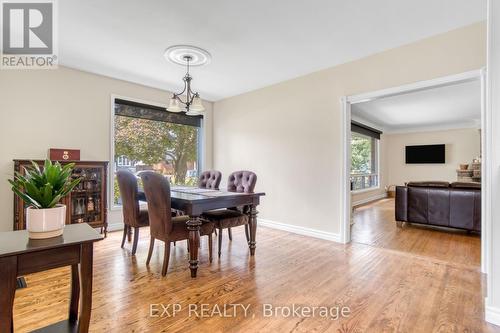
[13,221,497,332]
[352,198,481,268]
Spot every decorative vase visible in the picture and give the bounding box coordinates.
[26,204,66,239]
[459,164,469,170]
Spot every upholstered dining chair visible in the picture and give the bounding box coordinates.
[202,171,257,258]
[198,170,222,190]
[140,171,215,276]
[116,170,149,255]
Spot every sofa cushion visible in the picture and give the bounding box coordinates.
[407,187,429,224]
[450,182,481,189]
[406,181,450,188]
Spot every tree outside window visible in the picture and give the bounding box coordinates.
[113,115,199,205]
[351,132,378,191]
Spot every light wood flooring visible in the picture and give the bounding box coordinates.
[13,208,497,332]
[352,198,481,268]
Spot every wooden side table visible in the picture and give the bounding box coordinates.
[0,224,103,332]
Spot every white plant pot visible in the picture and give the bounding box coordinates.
[26,204,66,239]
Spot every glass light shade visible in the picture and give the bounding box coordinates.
[189,96,205,112]
[167,96,182,112]
[185,110,200,116]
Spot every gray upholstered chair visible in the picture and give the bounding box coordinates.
[116,170,149,255]
[203,170,257,258]
[198,170,222,190]
[140,171,214,276]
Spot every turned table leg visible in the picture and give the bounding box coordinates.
[248,205,258,256]
[0,256,17,333]
[187,216,201,278]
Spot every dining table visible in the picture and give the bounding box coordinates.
[137,186,265,278]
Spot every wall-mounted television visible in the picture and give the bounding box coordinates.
[405,144,445,164]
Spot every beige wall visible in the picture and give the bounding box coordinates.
[213,22,486,235]
[0,66,213,231]
[351,127,481,206]
[386,128,480,185]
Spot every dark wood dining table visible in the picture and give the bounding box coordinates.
[137,187,265,278]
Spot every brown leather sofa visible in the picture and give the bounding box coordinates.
[395,181,481,232]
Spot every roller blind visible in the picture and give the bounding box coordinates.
[351,120,382,140]
[114,98,202,127]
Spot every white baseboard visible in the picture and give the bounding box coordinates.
[352,193,387,207]
[106,214,341,243]
[485,300,500,326]
[107,222,124,232]
[257,218,340,243]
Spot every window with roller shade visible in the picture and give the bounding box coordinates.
[112,98,202,206]
[350,121,381,191]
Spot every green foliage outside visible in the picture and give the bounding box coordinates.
[114,115,198,182]
[114,115,199,204]
[351,134,372,174]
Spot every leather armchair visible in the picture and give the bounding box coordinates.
[116,170,149,255]
[395,181,481,232]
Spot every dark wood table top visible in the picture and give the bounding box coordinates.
[0,224,103,258]
[140,186,265,201]
[138,187,265,216]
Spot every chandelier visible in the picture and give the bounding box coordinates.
[164,45,211,116]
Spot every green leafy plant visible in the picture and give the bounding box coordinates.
[8,160,81,209]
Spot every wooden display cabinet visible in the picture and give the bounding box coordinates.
[13,160,108,236]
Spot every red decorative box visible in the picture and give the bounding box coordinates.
[48,148,80,161]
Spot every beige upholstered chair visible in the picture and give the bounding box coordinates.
[203,171,257,258]
[116,170,149,255]
[140,171,214,276]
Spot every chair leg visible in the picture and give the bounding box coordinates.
[146,237,155,265]
[127,225,132,242]
[162,241,171,276]
[132,227,140,255]
[244,224,250,243]
[218,228,223,258]
[228,228,233,241]
[187,239,190,252]
[214,228,218,236]
[121,226,127,248]
[208,234,213,263]
[174,241,176,246]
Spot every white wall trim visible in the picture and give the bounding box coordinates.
[352,193,387,207]
[107,221,124,232]
[382,121,480,135]
[340,97,351,244]
[341,69,488,275]
[485,0,498,324]
[485,298,500,327]
[258,218,340,243]
[346,70,483,105]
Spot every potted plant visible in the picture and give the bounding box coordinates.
[8,160,81,239]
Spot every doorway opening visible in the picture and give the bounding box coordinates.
[340,69,488,272]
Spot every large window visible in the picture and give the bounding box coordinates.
[350,121,380,191]
[112,99,202,206]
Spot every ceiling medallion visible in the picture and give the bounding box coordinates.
[164,45,211,116]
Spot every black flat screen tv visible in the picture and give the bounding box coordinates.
[405,144,445,164]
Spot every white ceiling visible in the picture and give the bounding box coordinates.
[59,0,486,101]
[351,79,481,133]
